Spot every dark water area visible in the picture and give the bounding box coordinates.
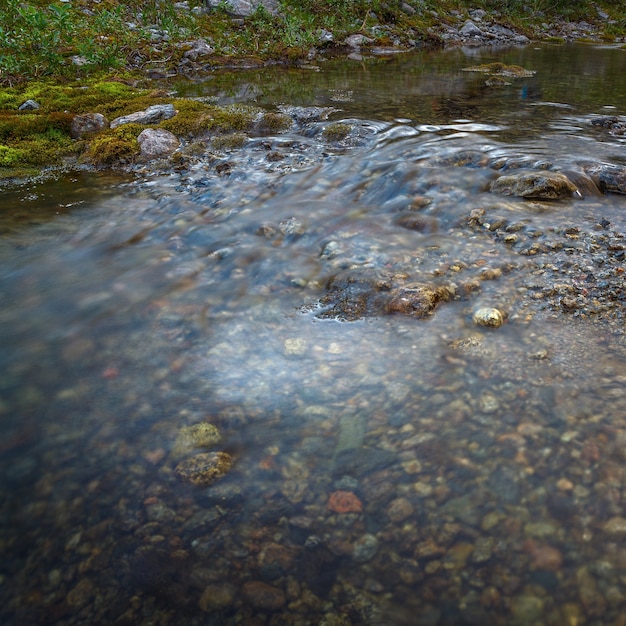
[1,44,626,626]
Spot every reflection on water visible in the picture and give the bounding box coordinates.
[1,44,626,625]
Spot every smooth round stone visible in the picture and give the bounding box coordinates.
[473,307,504,328]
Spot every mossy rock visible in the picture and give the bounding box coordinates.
[175,451,233,487]
[211,132,248,151]
[171,423,222,459]
[323,123,352,143]
[207,105,260,133]
[257,111,292,134]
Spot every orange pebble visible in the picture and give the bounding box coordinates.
[327,490,363,514]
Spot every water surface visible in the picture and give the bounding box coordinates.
[1,43,626,626]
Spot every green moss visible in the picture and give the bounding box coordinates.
[87,123,143,165]
[160,100,215,137]
[211,133,248,151]
[207,105,259,133]
[257,111,292,133]
[0,145,24,167]
[0,166,41,181]
[92,80,136,98]
[323,123,352,142]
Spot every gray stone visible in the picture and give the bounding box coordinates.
[18,99,40,111]
[344,33,374,48]
[469,9,486,20]
[137,128,180,159]
[71,113,108,139]
[490,171,578,200]
[460,20,484,37]
[581,163,626,194]
[318,29,334,43]
[110,104,177,129]
[206,0,278,17]
[353,533,379,562]
[183,38,214,60]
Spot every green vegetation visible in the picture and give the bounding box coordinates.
[0,0,624,178]
[0,75,291,177]
[1,1,625,85]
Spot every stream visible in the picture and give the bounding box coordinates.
[1,43,626,626]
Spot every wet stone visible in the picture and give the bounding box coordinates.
[241,580,286,611]
[172,423,222,458]
[472,536,495,563]
[66,578,94,608]
[387,497,414,523]
[332,447,395,477]
[441,493,485,526]
[352,533,379,562]
[174,451,232,487]
[473,307,505,328]
[603,516,626,536]
[510,593,545,626]
[385,284,449,318]
[490,170,577,199]
[198,582,237,611]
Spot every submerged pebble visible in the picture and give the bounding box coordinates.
[174,452,233,486]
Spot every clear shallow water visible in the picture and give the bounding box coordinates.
[1,44,626,626]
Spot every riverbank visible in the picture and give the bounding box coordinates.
[0,1,624,182]
[1,1,625,86]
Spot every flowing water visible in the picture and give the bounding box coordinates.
[1,43,626,626]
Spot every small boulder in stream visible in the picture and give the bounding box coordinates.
[490,170,578,200]
[580,163,626,194]
[137,128,180,159]
[175,451,233,487]
[317,270,455,321]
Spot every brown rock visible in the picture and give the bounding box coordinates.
[198,583,237,612]
[70,113,108,139]
[258,542,297,572]
[387,497,414,523]
[175,451,232,487]
[490,170,577,199]
[66,578,94,608]
[603,517,626,536]
[240,580,286,611]
[386,283,454,318]
[524,539,563,571]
